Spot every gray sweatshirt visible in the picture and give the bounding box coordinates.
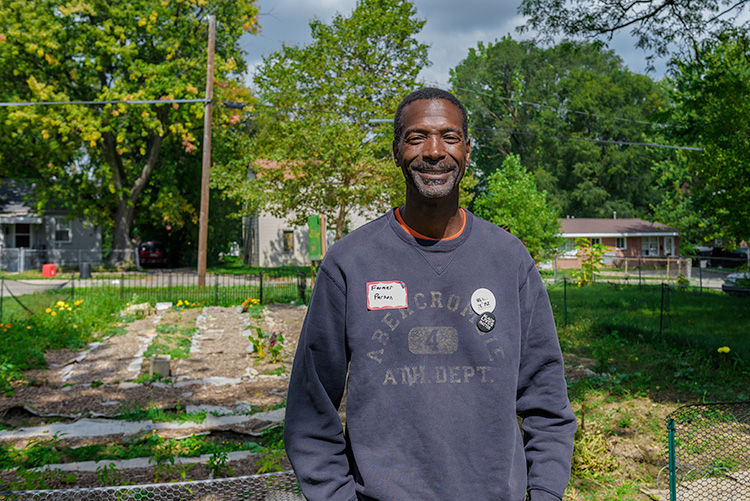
[285,209,576,501]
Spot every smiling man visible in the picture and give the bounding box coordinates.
[284,88,576,501]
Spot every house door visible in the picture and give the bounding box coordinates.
[664,237,674,256]
[14,223,32,248]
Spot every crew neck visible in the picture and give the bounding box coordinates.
[394,207,466,241]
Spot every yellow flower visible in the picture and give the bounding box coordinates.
[51,311,57,316]
[45,308,52,313]
[718,346,730,354]
[26,325,31,329]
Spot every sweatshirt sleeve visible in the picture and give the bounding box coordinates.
[284,265,357,501]
[516,263,577,501]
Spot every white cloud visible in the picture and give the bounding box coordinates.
[240,0,669,89]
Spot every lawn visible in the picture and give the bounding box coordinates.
[550,282,750,499]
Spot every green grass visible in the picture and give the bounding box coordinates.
[0,290,132,394]
[549,282,750,377]
[143,324,197,360]
[208,255,312,276]
[554,282,750,500]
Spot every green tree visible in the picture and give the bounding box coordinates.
[215,0,429,241]
[451,39,665,219]
[518,0,750,64]
[0,0,259,263]
[473,154,560,261]
[656,29,750,245]
[571,237,607,286]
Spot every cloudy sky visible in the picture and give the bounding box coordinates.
[238,0,668,88]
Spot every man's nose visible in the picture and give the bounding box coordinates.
[423,135,445,161]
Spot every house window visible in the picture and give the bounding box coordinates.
[616,237,627,250]
[590,238,601,245]
[55,220,72,243]
[15,224,31,248]
[282,230,294,253]
[641,236,659,256]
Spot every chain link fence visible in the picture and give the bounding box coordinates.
[546,255,748,292]
[0,471,302,500]
[663,402,750,500]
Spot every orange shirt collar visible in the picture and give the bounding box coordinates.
[394,207,466,241]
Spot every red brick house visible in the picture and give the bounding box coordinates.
[556,218,680,268]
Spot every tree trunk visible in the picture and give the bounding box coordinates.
[109,200,136,266]
[335,202,347,241]
[106,134,164,266]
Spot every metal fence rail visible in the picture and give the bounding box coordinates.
[665,402,750,500]
[0,270,310,324]
[0,470,303,500]
[65,270,310,306]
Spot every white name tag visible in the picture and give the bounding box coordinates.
[367,281,408,310]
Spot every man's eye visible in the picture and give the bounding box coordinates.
[405,135,424,144]
[444,135,461,143]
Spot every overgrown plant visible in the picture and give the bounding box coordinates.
[249,327,268,359]
[207,450,235,478]
[269,334,284,364]
[96,462,127,487]
[571,238,607,286]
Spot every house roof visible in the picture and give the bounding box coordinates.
[0,180,43,223]
[0,180,33,213]
[559,218,679,237]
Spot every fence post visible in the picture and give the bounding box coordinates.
[0,277,4,324]
[70,274,75,301]
[668,418,676,501]
[660,283,665,337]
[553,255,557,283]
[699,261,703,294]
[563,277,568,326]
[259,271,264,304]
[639,257,642,286]
[666,257,670,282]
[120,273,125,300]
[214,274,219,306]
[297,270,307,303]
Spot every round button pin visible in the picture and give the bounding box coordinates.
[470,288,496,315]
[477,312,496,332]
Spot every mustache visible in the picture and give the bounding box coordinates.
[409,161,457,172]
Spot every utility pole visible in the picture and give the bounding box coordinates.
[197,15,215,287]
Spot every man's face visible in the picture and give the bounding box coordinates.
[393,99,470,200]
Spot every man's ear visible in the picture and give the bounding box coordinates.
[465,138,471,164]
[392,139,400,164]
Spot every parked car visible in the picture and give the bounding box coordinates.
[722,270,750,295]
[138,241,168,267]
[709,247,748,268]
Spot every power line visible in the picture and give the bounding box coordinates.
[424,80,670,128]
[420,80,699,151]
[0,95,701,150]
[473,126,703,151]
[0,98,209,107]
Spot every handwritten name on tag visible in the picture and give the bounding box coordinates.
[367,281,408,310]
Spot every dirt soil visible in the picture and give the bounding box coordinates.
[1,304,306,421]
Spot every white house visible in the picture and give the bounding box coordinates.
[0,180,102,272]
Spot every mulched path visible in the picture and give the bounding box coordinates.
[0,303,307,424]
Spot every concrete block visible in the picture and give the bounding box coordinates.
[149,355,171,378]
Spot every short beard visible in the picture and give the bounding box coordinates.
[406,161,461,199]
